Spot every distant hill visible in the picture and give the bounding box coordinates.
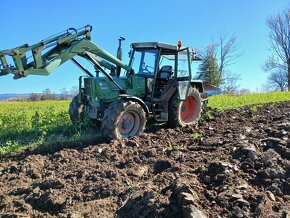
[0,93,34,101]
[0,93,69,101]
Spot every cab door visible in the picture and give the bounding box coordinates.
[176,48,191,100]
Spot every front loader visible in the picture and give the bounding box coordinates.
[0,25,205,140]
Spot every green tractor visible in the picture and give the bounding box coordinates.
[0,25,205,140]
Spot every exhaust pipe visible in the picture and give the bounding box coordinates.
[116,37,125,77]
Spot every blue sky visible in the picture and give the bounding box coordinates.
[0,0,289,93]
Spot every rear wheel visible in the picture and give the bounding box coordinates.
[69,95,84,123]
[167,87,202,128]
[101,101,146,140]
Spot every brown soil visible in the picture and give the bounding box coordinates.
[0,101,290,218]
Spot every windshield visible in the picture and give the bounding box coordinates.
[130,49,158,76]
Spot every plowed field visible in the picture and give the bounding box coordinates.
[0,101,289,217]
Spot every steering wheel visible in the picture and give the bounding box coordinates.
[143,65,154,74]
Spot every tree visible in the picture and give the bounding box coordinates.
[196,45,221,86]
[196,32,241,91]
[266,69,287,91]
[41,88,56,100]
[239,88,251,95]
[264,9,290,91]
[60,88,69,100]
[70,86,79,97]
[220,71,240,94]
[218,33,240,77]
[29,93,40,101]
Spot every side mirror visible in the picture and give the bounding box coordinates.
[191,54,202,61]
[191,49,202,61]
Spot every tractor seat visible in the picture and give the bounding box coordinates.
[154,65,173,98]
[158,65,173,79]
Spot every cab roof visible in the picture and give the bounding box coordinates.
[131,42,186,51]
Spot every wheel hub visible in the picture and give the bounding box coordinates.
[118,112,140,136]
[180,96,198,124]
[123,117,133,129]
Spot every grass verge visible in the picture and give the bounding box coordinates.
[207,91,290,110]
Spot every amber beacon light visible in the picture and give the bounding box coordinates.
[177,40,182,49]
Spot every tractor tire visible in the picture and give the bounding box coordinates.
[69,95,84,123]
[167,87,202,128]
[101,101,146,140]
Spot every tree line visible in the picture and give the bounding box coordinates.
[196,8,289,92]
[29,86,78,101]
[195,32,241,94]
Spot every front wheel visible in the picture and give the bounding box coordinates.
[167,87,202,128]
[101,101,146,140]
[69,95,84,123]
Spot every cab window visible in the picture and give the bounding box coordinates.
[177,49,190,78]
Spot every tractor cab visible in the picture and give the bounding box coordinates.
[128,42,203,123]
[129,42,199,101]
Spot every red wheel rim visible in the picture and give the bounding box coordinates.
[118,111,141,137]
[180,96,198,124]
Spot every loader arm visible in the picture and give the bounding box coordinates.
[0,25,131,79]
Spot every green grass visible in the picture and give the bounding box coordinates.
[0,100,97,156]
[207,91,290,110]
